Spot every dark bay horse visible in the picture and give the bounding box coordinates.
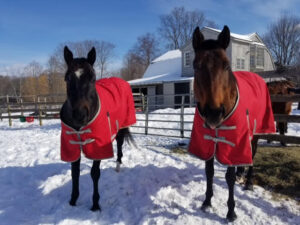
[268,80,295,145]
[189,26,275,221]
[60,46,135,211]
[235,80,296,196]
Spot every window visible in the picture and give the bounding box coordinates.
[155,84,164,106]
[236,58,241,69]
[184,51,191,67]
[236,58,245,70]
[256,48,264,67]
[174,82,190,108]
[241,59,245,69]
[250,55,255,67]
[250,45,256,67]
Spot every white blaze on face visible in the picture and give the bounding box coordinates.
[75,68,84,78]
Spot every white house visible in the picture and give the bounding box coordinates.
[129,27,276,108]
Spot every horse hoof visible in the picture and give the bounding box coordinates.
[236,175,245,184]
[226,211,237,222]
[244,184,254,191]
[201,200,212,211]
[115,162,121,172]
[69,198,77,206]
[280,142,287,146]
[69,199,77,206]
[90,204,101,212]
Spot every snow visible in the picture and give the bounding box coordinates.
[0,105,299,224]
[151,50,181,63]
[203,27,259,43]
[128,50,192,86]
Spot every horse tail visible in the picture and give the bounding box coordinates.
[120,128,137,148]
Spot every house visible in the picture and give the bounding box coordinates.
[129,50,193,108]
[129,26,275,109]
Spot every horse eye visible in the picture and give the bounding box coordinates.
[223,64,230,71]
[65,74,71,82]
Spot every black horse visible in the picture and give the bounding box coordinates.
[60,46,134,211]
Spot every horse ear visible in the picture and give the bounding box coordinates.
[192,27,204,51]
[64,46,73,66]
[87,47,96,66]
[218,25,230,49]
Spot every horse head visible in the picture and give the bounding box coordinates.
[64,46,98,127]
[192,26,237,129]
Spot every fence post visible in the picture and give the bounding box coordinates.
[142,94,145,111]
[20,99,24,116]
[145,97,149,135]
[180,95,185,138]
[7,104,12,127]
[38,98,42,126]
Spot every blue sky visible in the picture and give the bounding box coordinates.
[0,0,299,75]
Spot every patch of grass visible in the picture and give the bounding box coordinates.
[254,146,300,200]
[170,146,188,154]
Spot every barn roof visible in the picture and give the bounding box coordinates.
[129,49,192,86]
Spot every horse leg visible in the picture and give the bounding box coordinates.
[244,136,258,190]
[236,166,245,184]
[226,166,237,221]
[69,158,80,206]
[90,160,101,211]
[115,129,125,172]
[278,122,286,146]
[201,157,214,211]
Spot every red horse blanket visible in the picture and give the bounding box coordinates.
[189,71,275,166]
[61,77,136,162]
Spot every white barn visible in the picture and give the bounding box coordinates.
[129,27,275,108]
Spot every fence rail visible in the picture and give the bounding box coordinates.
[1,94,300,144]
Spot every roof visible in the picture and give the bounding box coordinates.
[129,50,192,86]
[203,27,263,43]
[180,26,266,51]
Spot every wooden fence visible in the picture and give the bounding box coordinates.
[131,94,300,144]
[1,93,300,144]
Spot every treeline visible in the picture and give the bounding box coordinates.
[0,66,66,100]
[1,6,299,99]
[1,6,216,99]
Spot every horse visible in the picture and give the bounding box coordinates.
[289,86,300,110]
[60,46,136,211]
[236,80,296,184]
[189,26,275,221]
[267,80,295,145]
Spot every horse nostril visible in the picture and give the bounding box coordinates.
[73,108,88,122]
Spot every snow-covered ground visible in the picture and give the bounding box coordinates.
[0,105,299,225]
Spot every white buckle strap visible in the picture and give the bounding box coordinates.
[204,135,236,147]
[66,129,92,135]
[69,138,95,145]
[217,125,236,130]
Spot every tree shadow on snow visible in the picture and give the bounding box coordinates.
[0,160,297,224]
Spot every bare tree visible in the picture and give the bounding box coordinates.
[132,33,160,67]
[0,76,20,97]
[96,41,115,78]
[48,40,115,79]
[23,61,44,95]
[263,13,300,67]
[121,33,160,81]
[121,52,145,81]
[158,6,214,49]
[0,65,26,97]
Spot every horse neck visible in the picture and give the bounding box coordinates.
[86,88,99,120]
[224,71,238,117]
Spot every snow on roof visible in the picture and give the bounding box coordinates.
[129,49,192,85]
[203,27,259,43]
